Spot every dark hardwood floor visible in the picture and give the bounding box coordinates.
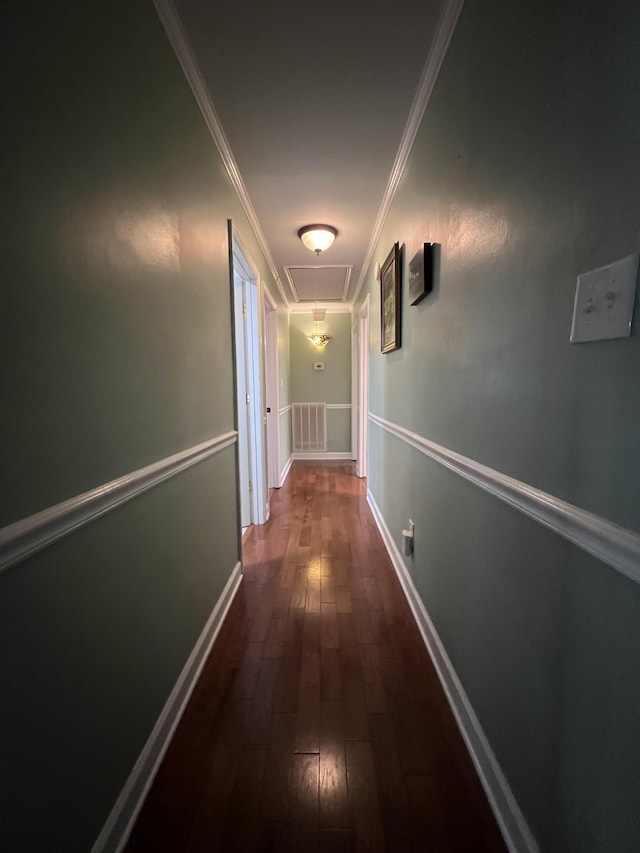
[127,462,507,852]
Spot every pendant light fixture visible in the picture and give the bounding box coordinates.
[298,224,338,255]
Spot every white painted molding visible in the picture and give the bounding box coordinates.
[366,492,538,853]
[279,404,293,416]
[279,455,293,487]
[342,266,353,302]
[326,403,352,410]
[369,412,640,586]
[292,452,352,461]
[92,562,243,853]
[288,301,353,315]
[0,432,237,576]
[151,0,289,304]
[352,0,465,305]
[283,268,353,306]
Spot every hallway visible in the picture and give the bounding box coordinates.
[127,462,506,852]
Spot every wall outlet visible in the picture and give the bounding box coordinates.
[402,519,415,557]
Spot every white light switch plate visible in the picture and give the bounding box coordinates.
[570,253,638,343]
[313,361,325,371]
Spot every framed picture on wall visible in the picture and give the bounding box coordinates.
[409,242,435,305]
[380,242,401,353]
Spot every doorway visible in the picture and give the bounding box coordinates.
[230,231,268,533]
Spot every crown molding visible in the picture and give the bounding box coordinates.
[352,0,465,305]
[152,0,289,304]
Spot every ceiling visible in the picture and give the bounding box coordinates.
[169,0,450,305]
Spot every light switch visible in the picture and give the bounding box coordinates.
[313,361,325,371]
[570,253,638,343]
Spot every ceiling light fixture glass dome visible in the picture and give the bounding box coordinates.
[298,224,338,255]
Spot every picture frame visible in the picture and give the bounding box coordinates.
[380,242,401,353]
[409,242,434,306]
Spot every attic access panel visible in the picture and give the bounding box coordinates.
[285,265,353,302]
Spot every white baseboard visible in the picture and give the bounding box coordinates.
[366,491,539,853]
[292,452,352,461]
[279,455,293,486]
[91,561,243,853]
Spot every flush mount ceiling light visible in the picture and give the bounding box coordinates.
[298,224,338,255]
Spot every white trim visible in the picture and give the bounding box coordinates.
[342,267,353,301]
[369,413,640,585]
[92,562,243,853]
[366,493,538,853]
[289,403,351,410]
[351,324,358,459]
[352,0,465,305]
[279,405,293,416]
[264,291,280,491]
[288,301,353,315]
[292,452,352,460]
[356,296,370,478]
[279,455,293,487]
[151,0,289,304]
[232,233,268,527]
[0,433,238,576]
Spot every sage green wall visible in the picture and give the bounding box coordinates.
[289,312,352,453]
[0,0,278,849]
[359,0,640,850]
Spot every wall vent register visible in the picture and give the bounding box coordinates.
[292,403,327,452]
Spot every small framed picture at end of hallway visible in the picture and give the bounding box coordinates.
[380,242,401,353]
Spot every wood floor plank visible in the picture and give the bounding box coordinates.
[261,711,297,822]
[345,740,385,852]
[244,658,278,745]
[319,828,355,853]
[290,754,320,853]
[319,700,349,829]
[294,686,321,754]
[219,743,268,850]
[321,601,340,650]
[127,462,506,853]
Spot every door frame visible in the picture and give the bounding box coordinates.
[356,295,370,479]
[263,286,280,493]
[230,226,268,527]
